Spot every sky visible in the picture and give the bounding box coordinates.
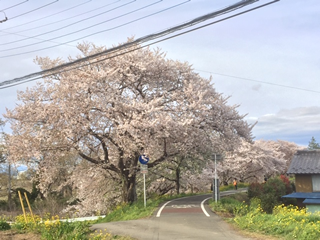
[0,0,319,147]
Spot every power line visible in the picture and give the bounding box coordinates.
[196,70,320,94]
[0,0,276,89]
[0,0,28,12]
[0,0,266,86]
[0,0,93,33]
[8,0,59,20]
[0,0,116,33]
[0,0,137,47]
[0,0,190,57]
[0,31,77,48]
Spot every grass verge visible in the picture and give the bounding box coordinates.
[0,192,198,239]
[209,193,320,240]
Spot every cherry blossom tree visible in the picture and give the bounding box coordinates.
[216,139,301,184]
[5,40,253,203]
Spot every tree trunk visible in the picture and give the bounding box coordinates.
[175,167,180,194]
[122,172,137,203]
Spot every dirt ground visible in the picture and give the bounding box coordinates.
[0,230,41,240]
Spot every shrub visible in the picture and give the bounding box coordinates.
[279,174,293,194]
[209,193,249,216]
[247,182,264,199]
[13,188,32,207]
[220,182,249,192]
[247,176,289,213]
[219,198,241,214]
[0,200,8,210]
[0,217,10,231]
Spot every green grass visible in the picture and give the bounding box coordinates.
[219,182,249,192]
[209,193,320,240]
[97,192,197,223]
[0,192,199,240]
[11,213,133,240]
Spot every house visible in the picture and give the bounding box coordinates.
[282,150,320,213]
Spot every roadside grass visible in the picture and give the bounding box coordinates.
[4,213,133,240]
[209,193,320,240]
[97,192,197,223]
[0,192,198,239]
[219,182,249,192]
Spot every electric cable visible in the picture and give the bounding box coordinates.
[0,0,137,46]
[0,0,278,90]
[0,0,28,12]
[0,0,93,34]
[0,0,189,56]
[0,0,262,83]
[7,0,59,20]
[0,0,122,48]
[195,70,320,94]
[0,0,117,33]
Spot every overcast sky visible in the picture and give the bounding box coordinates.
[0,0,319,147]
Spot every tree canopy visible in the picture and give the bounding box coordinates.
[308,136,320,150]
[5,40,253,203]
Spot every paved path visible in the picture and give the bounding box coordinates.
[91,191,251,240]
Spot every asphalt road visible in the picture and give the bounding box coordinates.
[91,189,251,240]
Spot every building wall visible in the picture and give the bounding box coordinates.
[295,174,312,192]
[306,205,320,214]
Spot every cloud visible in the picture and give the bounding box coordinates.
[251,107,320,145]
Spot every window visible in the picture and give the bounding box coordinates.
[312,175,320,192]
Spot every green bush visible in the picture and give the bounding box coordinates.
[13,188,32,207]
[247,182,264,199]
[0,200,8,210]
[247,176,292,213]
[220,182,249,192]
[210,193,249,215]
[0,218,10,231]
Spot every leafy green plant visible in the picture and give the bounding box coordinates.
[234,204,320,240]
[247,182,264,199]
[211,192,320,240]
[219,182,249,192]
[40,219,92,240]
[209,192,248,216]
[13,188,33,207]
[247,176,292,213]
[0,217,10,231]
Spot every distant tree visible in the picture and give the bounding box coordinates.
[149,154,207,195]
[308,136,320,150]
[217,139,300,184]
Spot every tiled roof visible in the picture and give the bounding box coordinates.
[287,150,320,174]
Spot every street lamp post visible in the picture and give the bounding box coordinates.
[213,153,223,203]
[214,153,217,203]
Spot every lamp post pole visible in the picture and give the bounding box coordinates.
[214,153,217,203]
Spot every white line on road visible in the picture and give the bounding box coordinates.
[156,200,173,217]
[201,197,211,217]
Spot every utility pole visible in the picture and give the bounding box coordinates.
[7,162,12,211]
[214,154,217,203]
[213,153,223,202]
